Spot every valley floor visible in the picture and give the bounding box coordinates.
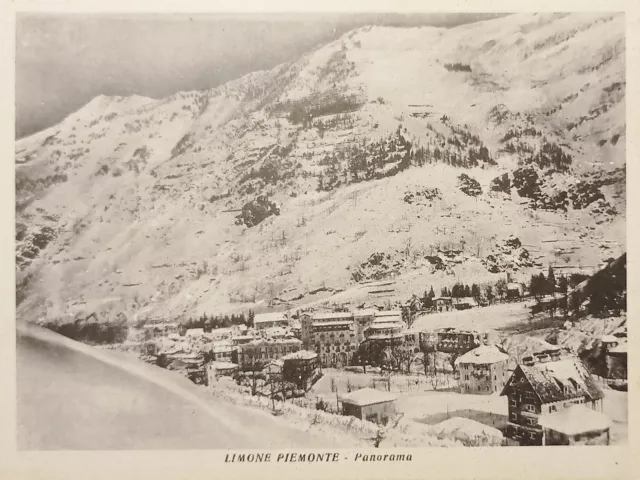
[411,301,531,333]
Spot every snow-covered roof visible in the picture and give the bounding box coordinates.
[232,334,254,340]
[262,326,288,336]
[264,359,284,369]
[312,320,352,328]
[254,312,289,324]
[185,328,205,336]
[505,355,604,404]
[282,350,318,361]
[608,343,627,354]
[367,333,404,340]
[453,297,477,305]
[313,312,353,320]
[209,361,238,370]
[455,345,510,365]
[507,283,523,290]
[339,388,397,407]
[431,417,503,440]
[601,335,618,343]
[367,322,403,330]
[353,308,377,317]
[538,405,611,436]
[245,337,302,347]
[372,316,402,324]
[212,344,236,353]
[374,310,402,317]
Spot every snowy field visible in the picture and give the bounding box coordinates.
[602,386,628,445]
[411,301,531,333]
[308,368,627,445]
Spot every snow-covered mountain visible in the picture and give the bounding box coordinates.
[15,13,626,324]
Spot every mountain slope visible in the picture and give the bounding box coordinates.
[15,13,626,324]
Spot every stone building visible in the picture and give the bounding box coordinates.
[237,337,302,370]
[300,311,357,368]
[456,345,513,395]
[353,308,377,343]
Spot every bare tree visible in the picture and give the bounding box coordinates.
[239,357,266,396]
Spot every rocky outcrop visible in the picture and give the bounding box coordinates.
[490,173,511,193]
[403,188,441,205]
[457,174,482,197]
[482,236,535,273]
[235,195,280,227]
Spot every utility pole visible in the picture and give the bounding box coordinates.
[271,374,276,412]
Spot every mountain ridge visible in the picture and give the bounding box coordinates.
[15,12,626,324]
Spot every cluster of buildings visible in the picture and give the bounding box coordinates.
[143,308,507,381]
[139,306,621,446]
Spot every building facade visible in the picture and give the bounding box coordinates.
[237,338,302,370]
[501,348,605,446]
[435,328,482,354]
[282,350,321,391]
[456,345,513,395]
[353,309,377,343]
[340,388,397,425]
[301,311,357,368]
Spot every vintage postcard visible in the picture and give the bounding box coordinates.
[1,1,636,479]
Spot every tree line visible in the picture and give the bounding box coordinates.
[178,310,256,332]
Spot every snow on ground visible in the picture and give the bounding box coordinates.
[602,386,628,445]
[16,13,625,325]
[430,417,504,446]
[411,301,531,333]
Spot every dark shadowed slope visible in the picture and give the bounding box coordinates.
[17,322,331,450]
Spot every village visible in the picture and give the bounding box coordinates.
[123,258,627,448]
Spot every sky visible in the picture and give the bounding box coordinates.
[16,13,507,138]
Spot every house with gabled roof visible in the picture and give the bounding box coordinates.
[500,347,604,445]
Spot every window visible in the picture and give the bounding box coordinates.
[549,405,557,413]
[524,404,536,413]
[510,398,517,407]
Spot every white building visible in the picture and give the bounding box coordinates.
[254,312,290,330]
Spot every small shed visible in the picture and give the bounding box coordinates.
[340,388,397,425]
[538,404,611,446]
[207,361,239,383]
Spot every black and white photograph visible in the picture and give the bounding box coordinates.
[13,10,627,454]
